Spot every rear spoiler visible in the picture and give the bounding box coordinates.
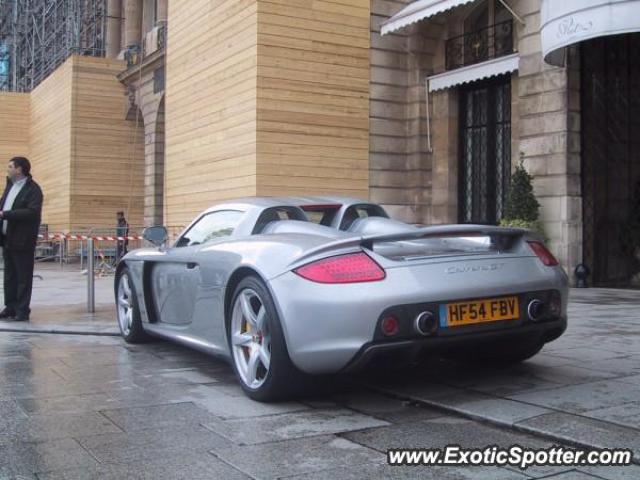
[360,224,526,250]
[292,225,527,266]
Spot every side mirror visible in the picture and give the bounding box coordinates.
[143,226,168,247]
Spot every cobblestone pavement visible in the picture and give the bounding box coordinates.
[0,264,639,478]
[370,288,640,465]
[1,332,638,480]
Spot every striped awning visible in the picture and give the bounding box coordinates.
[427,53,519,91]
[381,0,478,35]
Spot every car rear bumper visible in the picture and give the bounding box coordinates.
[341,316,567,373]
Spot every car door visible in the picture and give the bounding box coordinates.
[151,210,243,326]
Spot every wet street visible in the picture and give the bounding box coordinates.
[1,267,640,479]
[1,301,639,479]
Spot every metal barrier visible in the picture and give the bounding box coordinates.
[35,225,185,312]
[82,225,184,312]
[87,239,95,313]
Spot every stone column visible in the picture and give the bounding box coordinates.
[430,90,459,224]
[369,0,438,224]
[105,0,121,58]
[513,0,582,278]
[143,99,165,227]
[124,0,142,47]
[157,0,168,24]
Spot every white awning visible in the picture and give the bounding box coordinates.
[381,0,478,36]
[541,0,640,66]
[427,53,519,91]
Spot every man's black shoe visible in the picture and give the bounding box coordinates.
[0,308,16,319]
[13,314,29,322]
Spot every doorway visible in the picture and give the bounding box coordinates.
[458,75,512,224]
[581,33,640,286]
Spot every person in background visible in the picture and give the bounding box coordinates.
[0,157,44,322]
[116,211,129,261]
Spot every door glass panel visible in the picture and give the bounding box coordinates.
[459,76,511,225]
[178,210,243,247]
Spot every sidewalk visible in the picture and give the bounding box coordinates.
[0,262,117,335]
[368,287,640,463]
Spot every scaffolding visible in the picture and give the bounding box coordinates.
[0,0,106,92]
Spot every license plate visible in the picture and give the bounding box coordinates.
[439,296,519,327]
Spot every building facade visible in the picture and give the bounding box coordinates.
[374,0,640,287]
[0,0,638,286]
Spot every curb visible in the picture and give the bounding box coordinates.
[0,325,119,336]
[367,383,640,466]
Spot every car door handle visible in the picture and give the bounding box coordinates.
[186,262,197,269]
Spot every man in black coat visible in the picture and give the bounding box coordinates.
[0,157,44,321]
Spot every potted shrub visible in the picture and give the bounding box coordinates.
[500,161,546,240]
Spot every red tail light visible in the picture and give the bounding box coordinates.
[527,241,559,266]
[294,252,386,284]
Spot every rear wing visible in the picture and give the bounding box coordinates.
[360,224,526,250]
[292,225,528,266]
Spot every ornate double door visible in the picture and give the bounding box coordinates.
[582,33,640,287]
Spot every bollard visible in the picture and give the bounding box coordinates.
[87,238,95,313]
[574,263,590,288]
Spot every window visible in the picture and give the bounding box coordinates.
[463,1,489,64]
[177,210,243,247]
[301,204,341,226]
[447,0,514,70]
[340,204,389,230]
[253,207,307,234]
[459,76,511,225]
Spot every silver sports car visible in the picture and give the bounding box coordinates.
[115,197,568,401]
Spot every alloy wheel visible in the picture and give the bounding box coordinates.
[117,274,134,336]
[231,288,272,389]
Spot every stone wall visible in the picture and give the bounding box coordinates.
[371,1,579,276]
[427,12,460,225]
[127,65,165,227]
[512,0,581,275]
[370,0,438,224]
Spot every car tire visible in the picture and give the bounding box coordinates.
[228,275,304,401]
[116,267,147,343]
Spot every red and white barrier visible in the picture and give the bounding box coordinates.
[38,234,144,241]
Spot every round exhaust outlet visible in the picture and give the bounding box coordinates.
[527,299,545,321]
[414,311,437,336]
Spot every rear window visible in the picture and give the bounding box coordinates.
[253,207,307,234]
[341,204,389,230]
[305,211,327,224]
[374,235,500,260]
[301,204,341,226]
